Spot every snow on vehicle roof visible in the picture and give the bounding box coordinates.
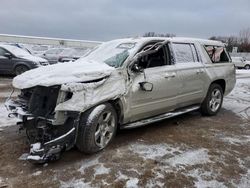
[104,37,225,47]
[0,44,31,57]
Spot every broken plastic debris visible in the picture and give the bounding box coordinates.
[18,153,29,160]
[27,155,42,161]
[30,143,41,153]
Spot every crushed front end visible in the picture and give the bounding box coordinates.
[5,86,80,163]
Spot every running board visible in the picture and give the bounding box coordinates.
[122,105,200,129]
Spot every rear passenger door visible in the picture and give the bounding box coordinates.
[171,43,207,108]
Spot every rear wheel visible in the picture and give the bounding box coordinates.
[245,64,250,70]
[15,65,29,75]
[76,103,117,154]
[201,83,223,116]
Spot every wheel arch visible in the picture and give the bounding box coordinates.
[108,98,124,126]
[77,98,124,126]
[13,62,31,71]
[211,79,226,94]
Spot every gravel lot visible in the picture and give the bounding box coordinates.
[0,70,249,188]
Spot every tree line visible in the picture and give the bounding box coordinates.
[209,28,250,53]
[143,28,250,53]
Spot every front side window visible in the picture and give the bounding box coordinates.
[136,44,169,69]
[172,43,198,63]
[204,46,230,63]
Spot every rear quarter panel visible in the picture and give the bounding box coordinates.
[197,43,236,97]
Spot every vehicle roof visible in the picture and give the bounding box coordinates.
[0,44,18,49]
[108,37,225,47]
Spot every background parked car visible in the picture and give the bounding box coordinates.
[57,48,88,63]
[31,45,49,56]
[231,56,250,69]
[0,44,49,75]
[40,48,88,64]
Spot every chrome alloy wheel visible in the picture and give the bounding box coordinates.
[95,111,115,148]
[209,88,222,112]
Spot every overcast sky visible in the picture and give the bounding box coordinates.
[0,0,249,41]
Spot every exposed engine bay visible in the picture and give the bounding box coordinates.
[6,86,80,163]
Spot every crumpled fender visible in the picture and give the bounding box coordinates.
[55,71,127,112]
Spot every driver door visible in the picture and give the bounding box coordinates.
[128,45,181,122]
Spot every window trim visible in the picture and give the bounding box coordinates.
[171,42,200,64]
[203,45,230,63]
[132,41,173,70]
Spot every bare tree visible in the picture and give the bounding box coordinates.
[209,28,250,52]
[143,32,176,38]
[239,28,250,43]
[239,28,250,52]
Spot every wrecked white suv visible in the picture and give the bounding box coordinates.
[5,37,236,163]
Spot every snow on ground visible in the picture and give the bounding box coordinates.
[236,69,250,78]
[1,70,250,188]
[220,135,250,146]
[60,178,92,188]
[0,103,17,128]
[223,71,250,120]
[130,143,218,187]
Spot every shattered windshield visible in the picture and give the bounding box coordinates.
[84,40,137,68]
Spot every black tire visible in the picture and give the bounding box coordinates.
[76,103,117,154]
[15,65,29,75]
[245,64,250,70]
[201,83,224,116]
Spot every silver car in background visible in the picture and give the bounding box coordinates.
[41,48,88,64]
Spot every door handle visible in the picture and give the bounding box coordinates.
[196,69,204,74]
[165,73,176,78]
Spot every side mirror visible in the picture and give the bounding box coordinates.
[139,82,153,92]
[4,53,12,59]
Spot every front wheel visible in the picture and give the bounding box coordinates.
[201,84,224,116]
[245,64,250,70]
[76,103,117,154]
[15,65,29,75]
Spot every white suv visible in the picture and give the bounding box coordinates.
[231,57,250,69]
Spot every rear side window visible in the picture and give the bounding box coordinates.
[204,46,230,63]
[172,43,199,63]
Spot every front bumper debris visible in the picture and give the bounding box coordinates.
[5,98,80,164]
[26,127,76,163]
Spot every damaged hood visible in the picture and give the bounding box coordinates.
[13,60,115,89]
